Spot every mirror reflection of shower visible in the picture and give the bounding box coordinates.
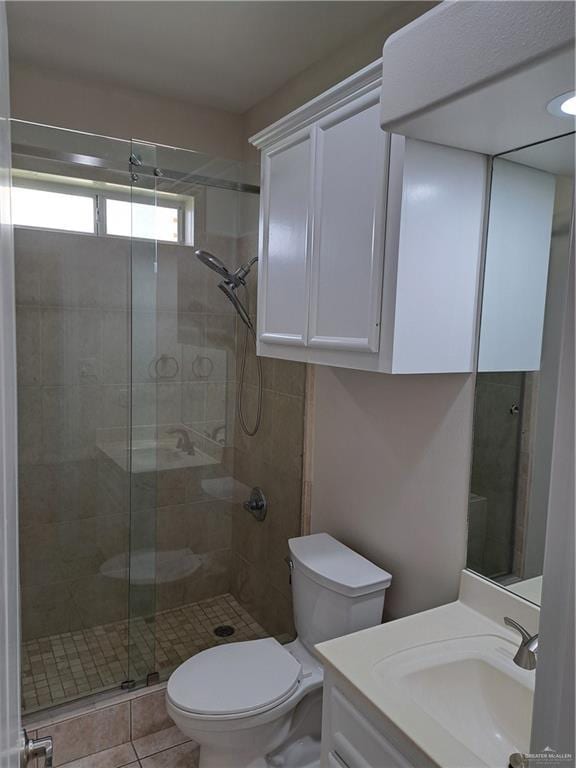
[194,249,262,436]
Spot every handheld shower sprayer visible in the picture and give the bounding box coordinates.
[194,249,261,435]
[194,249,257,330]
[218,282,253,331]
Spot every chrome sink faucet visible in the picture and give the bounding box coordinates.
[166,427,196,455]
[504,617,539,670]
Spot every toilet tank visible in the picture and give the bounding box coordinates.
[288,533,392,655]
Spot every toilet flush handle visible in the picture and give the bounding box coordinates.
[285,556,294,584]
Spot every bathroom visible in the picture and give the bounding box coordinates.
[0,2,573,768]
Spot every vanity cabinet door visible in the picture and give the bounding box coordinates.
[258,128,313,347]
[308,94,388,353]
[324,686,415,768]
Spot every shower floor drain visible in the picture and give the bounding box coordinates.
[214,625,235,638]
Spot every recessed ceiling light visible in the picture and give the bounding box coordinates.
[560,95,576,115]
[547,91,576,118]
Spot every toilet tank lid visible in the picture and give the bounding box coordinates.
[288,533,392,597]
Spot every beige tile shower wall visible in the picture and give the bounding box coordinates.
[16,227,132,640]
[230,232,306,640]
[470,373,524,578]
[15,228,242,640]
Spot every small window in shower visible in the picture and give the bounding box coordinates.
[12,185,95,233]
[11,170,191,244]
[104,198,181,242]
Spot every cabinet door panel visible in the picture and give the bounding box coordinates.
[329,687,414,768]
[386,137,486,373]
[478,158,555,371]
[308,95,387,352]
[259,131,313,346]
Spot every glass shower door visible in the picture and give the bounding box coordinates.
[126,139,159,687]
[12,122,135,710]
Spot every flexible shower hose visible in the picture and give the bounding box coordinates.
[237,287,262,436]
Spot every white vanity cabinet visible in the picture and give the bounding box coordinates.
[321,671,435,768]
[250,59,487,374]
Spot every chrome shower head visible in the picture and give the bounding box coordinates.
[218,282,254,332]
[194,249,231,280]
[195,248,257,330]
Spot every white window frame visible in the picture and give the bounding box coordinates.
[11,175,190,244]
[11,177,98,236]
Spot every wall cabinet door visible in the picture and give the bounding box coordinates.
[478,158,555,372]
[308,94,388,352]
[258,129,313,346]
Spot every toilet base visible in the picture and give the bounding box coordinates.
[199,746,269,768]
[196,688,323,768]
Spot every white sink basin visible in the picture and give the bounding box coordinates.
[375,635,534,767]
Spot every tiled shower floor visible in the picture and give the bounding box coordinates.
[22,593,267,713]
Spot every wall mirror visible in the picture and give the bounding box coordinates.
[467,131,574,604]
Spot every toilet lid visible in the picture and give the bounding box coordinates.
[167,638,302,717]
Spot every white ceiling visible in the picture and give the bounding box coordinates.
[7,1,401,113]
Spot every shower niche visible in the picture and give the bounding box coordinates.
[13,122,305,714]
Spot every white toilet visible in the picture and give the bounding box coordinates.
[166,533,392,768]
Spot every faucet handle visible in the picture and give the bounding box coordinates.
[504,617,538,670]
[504,616,532,643]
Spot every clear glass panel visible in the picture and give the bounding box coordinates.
[145,144,302,684]
[12,123,132,712]
[127,140,158,686]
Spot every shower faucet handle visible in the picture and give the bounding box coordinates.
[243,487,267,522]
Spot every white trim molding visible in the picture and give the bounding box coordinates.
[249,58,382,151]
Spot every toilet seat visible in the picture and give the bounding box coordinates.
[167,638,302,719]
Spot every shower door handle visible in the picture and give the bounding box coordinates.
[20,729,53,767]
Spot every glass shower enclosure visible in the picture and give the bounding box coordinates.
[13,121,270,713]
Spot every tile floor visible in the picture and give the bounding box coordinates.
[26,686,200,767]
[22,593,267,713]
[56,725,200,768]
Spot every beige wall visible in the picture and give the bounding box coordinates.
[10,63,245,160]
[310,367,474,620]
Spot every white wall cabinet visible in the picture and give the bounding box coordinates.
[250,60,487,374]
[478,158,556,372]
